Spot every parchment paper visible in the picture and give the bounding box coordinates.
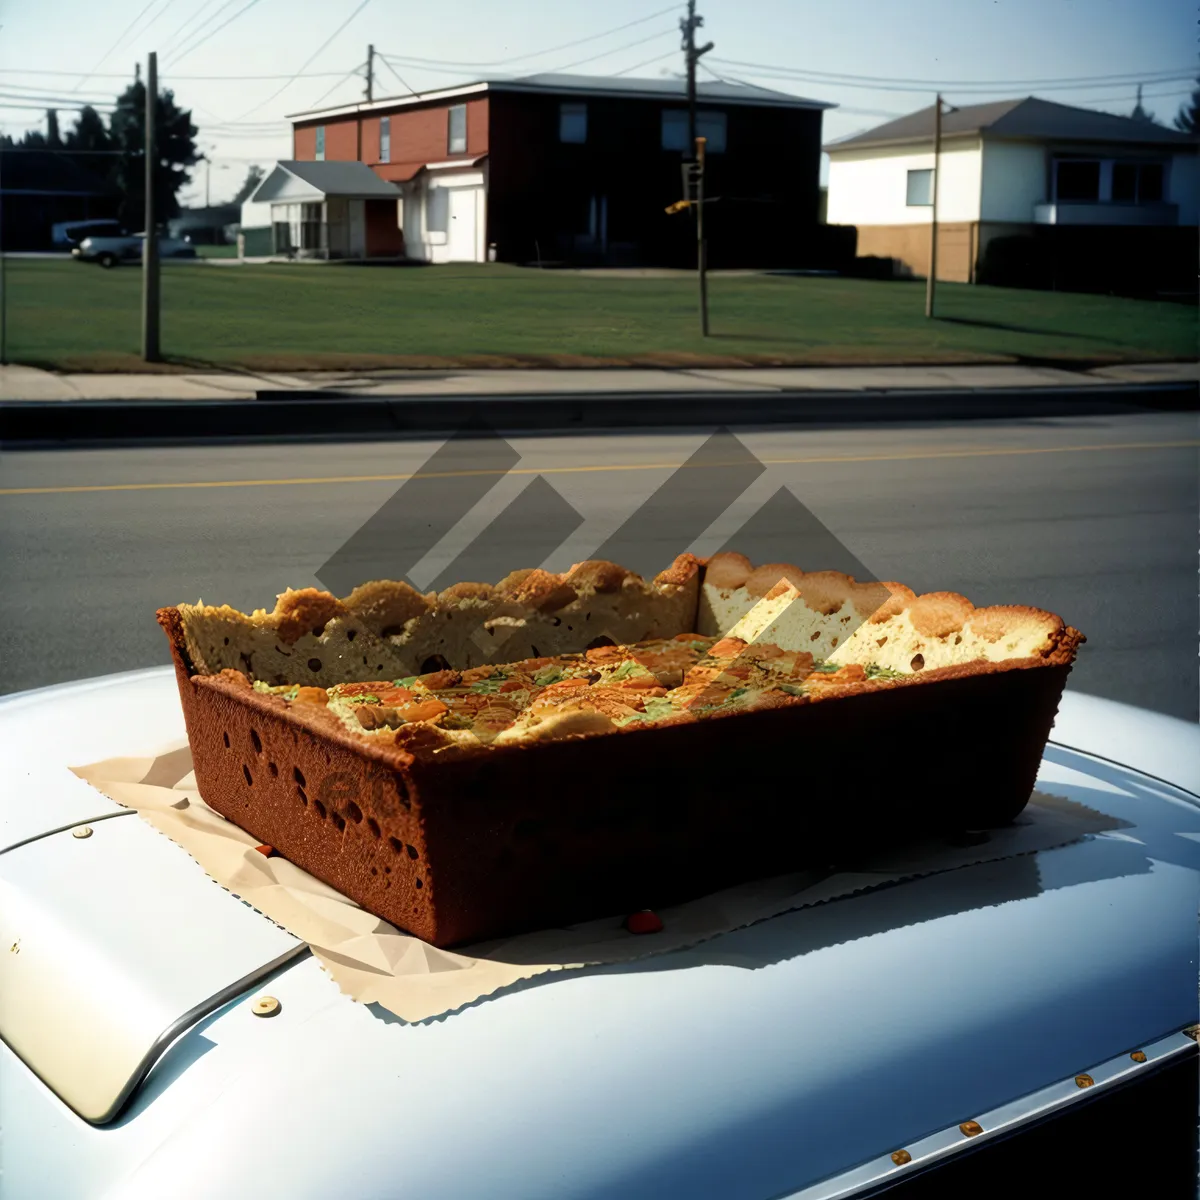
[73,742,1123,1022]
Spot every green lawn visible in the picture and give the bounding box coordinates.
[4,259,1195,372]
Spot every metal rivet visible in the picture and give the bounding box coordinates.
[72,826,93,839]
[1130,1050,1147,1064]
[891,1150,912,1166]
[959,1121,983,1137]
[1075,1074,1094,1088]
[251,995,281,1018]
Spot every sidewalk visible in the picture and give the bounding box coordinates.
[2,360,1196,403]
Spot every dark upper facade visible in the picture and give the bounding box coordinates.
[288,73,834,267]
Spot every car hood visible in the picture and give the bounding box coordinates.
[2,670,1198,1200]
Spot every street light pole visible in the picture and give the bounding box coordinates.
[142,51,161,362]
[925,92,943,319]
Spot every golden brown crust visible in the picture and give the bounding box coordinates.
[342,579,432,636]
[566,560,633,594]
[273,589,348,645]
[703,551,753,591]
[653,553,704,589]
[495,568,578,612]
[744,563,806,597]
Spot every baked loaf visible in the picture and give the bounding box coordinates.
[159,555,1084,947]
[176,555,701,688]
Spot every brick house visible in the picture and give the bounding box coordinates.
[278,72,832,267]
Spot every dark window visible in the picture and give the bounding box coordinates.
[906,168,933,206]
[661,109,727,153]
[1055,160,1100,201]
[379,116,390,164]
[1111,162,1137,202]
[560,103,587,144]
[314,126,325,161]
[448,105,467,155]
[1139,162,1164,202]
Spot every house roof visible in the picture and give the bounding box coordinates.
[825,96,1198,153]
[287,71,831,122]
[251,160,403,200]
[0,148,118,196]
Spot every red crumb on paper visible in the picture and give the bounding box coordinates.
[625,909,664,935]
[254,844,277,858]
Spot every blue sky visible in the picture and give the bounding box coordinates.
[2,0,1195,205]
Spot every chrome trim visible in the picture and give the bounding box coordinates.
[778,1029,1198,1199]
[85,944,310,1126]
[0,810,136,857]
[1046,738,1200,804]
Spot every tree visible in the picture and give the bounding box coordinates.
[231,164,266,206]
[46,109,61,147]
[107,80,199,231]
[1174,72,1200,134]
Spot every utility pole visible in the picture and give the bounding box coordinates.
[680,1,713,335]
[204,156,211,208]
[366,44,374,102]
[142,51,160,362]
[925,92,943,320]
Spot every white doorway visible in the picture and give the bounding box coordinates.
[447,187,478,262]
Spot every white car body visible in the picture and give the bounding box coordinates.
[71,233,196,266]
[1,671,1197,1199]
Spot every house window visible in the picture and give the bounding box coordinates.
[448,105,467,154]
[906,168,933,206]
[1054,160,1100,202]
[427,186,449,234]
[1137,162,1164,202]
[560,102,587,144]
[379,116,390,164]
[314,126,325,161]
[661,109,727,153]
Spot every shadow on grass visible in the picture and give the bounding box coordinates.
[935,314,1121,344]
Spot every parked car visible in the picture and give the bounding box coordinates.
[50,219,126,251]
[72,232,197,268]
[1,672,1197,1199]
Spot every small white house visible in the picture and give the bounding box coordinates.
[825,97,1198,282]
[239,161,404,259]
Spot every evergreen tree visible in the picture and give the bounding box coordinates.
[1174,72,1200,134]
[231,164,266,206]
[107,80,199,230]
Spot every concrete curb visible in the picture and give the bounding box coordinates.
[1,381,1196,444]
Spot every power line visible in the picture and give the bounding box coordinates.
[547,27,678,74]
[0,67,358,80]
[73,0,159,92]
[159,0,234,61]
[235,0,372,118]
[0,99,118,111]
[374,5,683,71]
[706,56,1197,89]
[304,63,369,111]
[167,0,264,69]
[377,55,419,98]
[706,58,1196,94]
[612,50,681,78]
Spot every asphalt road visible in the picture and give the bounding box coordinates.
[2,411,1196,720]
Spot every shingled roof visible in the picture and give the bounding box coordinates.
[826,96,1198,153]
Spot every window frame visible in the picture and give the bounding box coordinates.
[314,126,325,161]
[447,104,467,155]
[660,108,727,153]
[379,115,391,164]
[559,102,587,144]
[905,167,933,207]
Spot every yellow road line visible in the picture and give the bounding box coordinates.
[0,439,1196,497]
